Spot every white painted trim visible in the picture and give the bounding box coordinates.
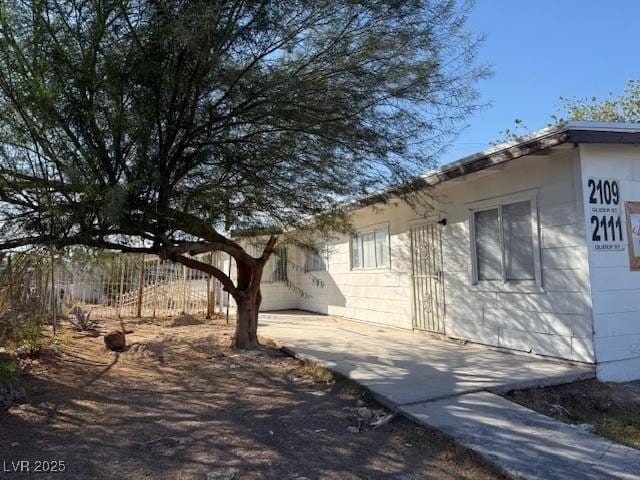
[531,194,543,287]
[566,121,640,132]
[576,145,598,364]
[468,190,543,288]
[468,209,478,285]
[468,280,544,294]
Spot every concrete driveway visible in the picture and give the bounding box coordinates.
[258,311,640,480]
[259,310,594,407]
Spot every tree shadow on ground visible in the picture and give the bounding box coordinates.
[0,318,506,480]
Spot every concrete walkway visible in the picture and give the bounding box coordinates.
[402,392,640,480]
[259,311,640,480]
[259,311,593,405]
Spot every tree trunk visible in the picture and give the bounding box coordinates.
[235,293,260,349]
[233,258,265,349]
[248,288,262,343]
[169,235,275,349]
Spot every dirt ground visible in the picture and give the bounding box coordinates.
[505,379,640,450]
[0,315,508,480]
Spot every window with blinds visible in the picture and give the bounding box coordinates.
[472,200,537,283]
[503,201,535,280]
[475,208,502,281]
[351,229,390,270]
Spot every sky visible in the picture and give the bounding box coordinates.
[439,0,640,164]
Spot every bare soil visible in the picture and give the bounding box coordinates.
[0,315,508,480]
[505,379,640,449]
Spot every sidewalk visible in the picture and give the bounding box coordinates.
[260,311,640,480]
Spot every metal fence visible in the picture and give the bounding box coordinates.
[0,253,54,334]
[0,245,289,326]
[0,251,228,323]
[67,254,229,318]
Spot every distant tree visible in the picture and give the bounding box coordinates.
[0,0,487,348]
[495,80,640,145]
[556,79,640,123]
[492,118,530,145]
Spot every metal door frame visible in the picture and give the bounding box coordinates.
[410,222,446,333]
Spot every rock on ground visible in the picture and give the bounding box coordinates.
[104,331,126,351]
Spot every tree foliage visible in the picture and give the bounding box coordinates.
[557,80,640,123]
[495,80,640,145]
[0,0,487,346]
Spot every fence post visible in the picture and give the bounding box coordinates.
[136,254,145,318]
[186,266,192,315]
[218,253,224,316]
[226,253,231,324]
[50,250,57,337]
[213,253,218,314]
[180,264,187,314]
[153,258,160,318]
[117,256,126,318]
[206,253,213,319]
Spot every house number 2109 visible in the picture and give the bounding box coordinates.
[588,178,620,205]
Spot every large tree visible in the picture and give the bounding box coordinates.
[0,0,486,347]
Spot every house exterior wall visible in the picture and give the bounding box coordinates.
[579,143,640,381]
[438,147,594,363]
[292,201,416,329]
[260,282,300,311]
[291,146,595,363]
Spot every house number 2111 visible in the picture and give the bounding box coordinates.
[591,215,623,242]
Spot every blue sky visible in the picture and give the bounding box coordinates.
[440,0,640,164]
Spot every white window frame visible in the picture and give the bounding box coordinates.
[468,191,542,287]
[350,224,391,271]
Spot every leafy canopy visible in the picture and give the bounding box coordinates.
[0,0,487,267]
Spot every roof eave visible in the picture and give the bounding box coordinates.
[351,122,640,211]
[426,126,640,188]
[427,129,570,187]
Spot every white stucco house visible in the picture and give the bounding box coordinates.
[256,121,640,382]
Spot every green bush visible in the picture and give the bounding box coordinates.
[57,302,71,320]
[0,353,19,384]
[14,318,44,355]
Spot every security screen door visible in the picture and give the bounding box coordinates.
[410,223,445,333]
